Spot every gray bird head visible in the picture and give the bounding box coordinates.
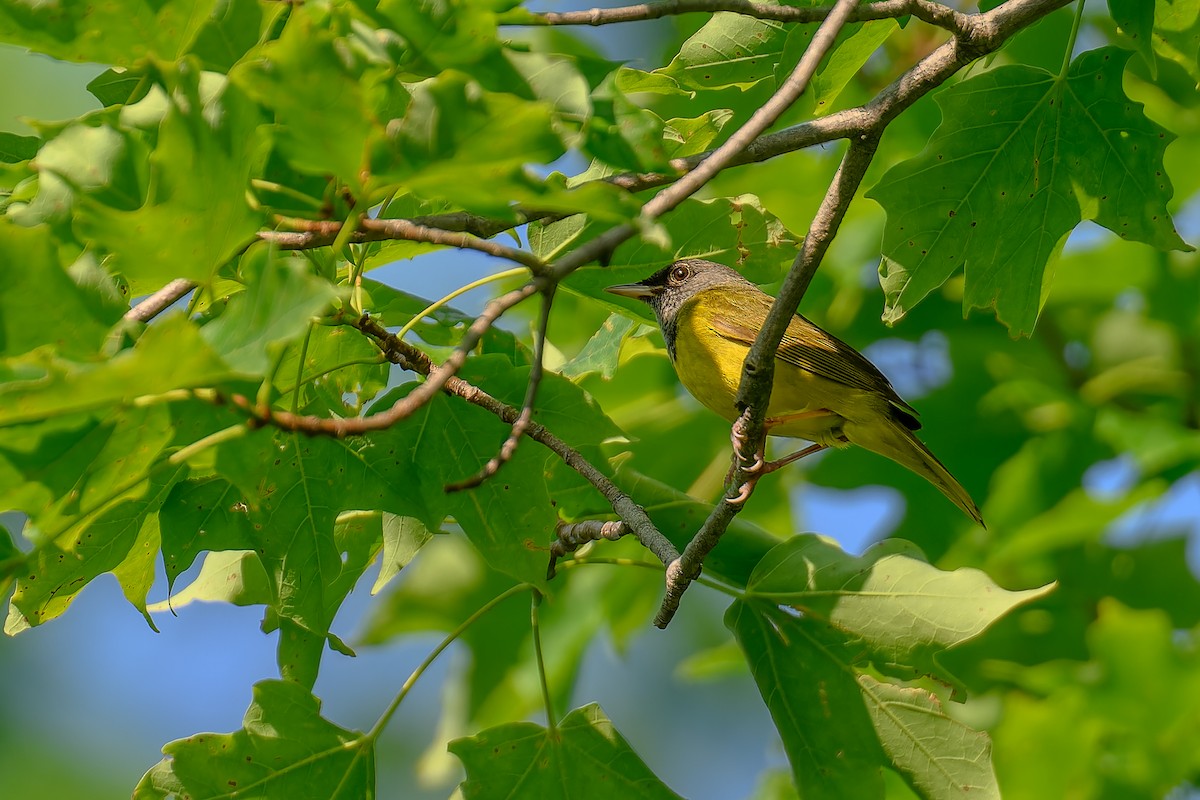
[606,259,754,360]
[605,258,752,328]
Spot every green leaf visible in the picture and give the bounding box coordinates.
[662,109,733,158]
[87,68,149,107]
[0,131,38,163]
[559,314,636,381]
[0,314,234,426]
[460,356,624,447]
[746,535,1054,687]
[858,675,999,800]
[188,0,267,72]
[381,72,566,214]
[212,424,440,642]
[0,222,121,359]
[4,407,183,633]
[583,73,672,172]
[1152,0,1200,85]
[370,377,552,587]
[0,521,16,599]
[134,680,373,800]
[727,600,886,799]
[69,68,268,289]
[615,66,693,98]
[358,533,531,719]
[776,19,897,116]
[273,323,389,417]
[148,549,272,611]
[201,249,337,376]
[871,48,1192,335]
[376,0,515,82]
[450,703,682,800]
[159,476,258,591]
[0,0,218,66]
[1110,0,1157,74]
[658,13,788,91]
[371,513,433,594]
[233,7,406,193]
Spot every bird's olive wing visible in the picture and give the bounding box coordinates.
[709,309,920,422]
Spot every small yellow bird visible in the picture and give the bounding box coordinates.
[607,258,983,525]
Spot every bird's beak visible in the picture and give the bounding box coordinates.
[606,282,660,301]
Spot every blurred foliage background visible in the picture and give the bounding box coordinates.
[2,0,1200,797]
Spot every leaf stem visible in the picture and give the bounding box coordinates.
[168,424,250,466]
[395,267,528,343]
[531,590,558,731]
[1060,0,1085,78]
[281,355,387,399]
[289,322,315,415]
[367,582,533,741]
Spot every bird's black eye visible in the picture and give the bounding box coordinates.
[670,265,690,283]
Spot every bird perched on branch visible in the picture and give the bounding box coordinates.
[607,258,983,525]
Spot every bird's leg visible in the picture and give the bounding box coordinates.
[728,416,764,485]
[759,442,828,475]
[726,410,838,504]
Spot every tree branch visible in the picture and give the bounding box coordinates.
[443,285,556,492]
[506,0,970,36]
[124,278,196,323]
[265,217,547,274]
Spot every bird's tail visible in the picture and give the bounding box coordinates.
[847,417,984,527]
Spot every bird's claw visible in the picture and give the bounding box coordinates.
[727,478,757,505]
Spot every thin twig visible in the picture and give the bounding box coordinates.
[507,0,970,36]
[265,217,547,274]
[641,0,862,221]
[124,278,197,323]
[229,284,541,437]
[351,316,682,568]
[219,312,682,568]
[548,519,628,578]
[444,284,556,492]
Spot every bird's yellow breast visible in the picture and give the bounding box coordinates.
[671,294,855,442]
[672,299,748,422]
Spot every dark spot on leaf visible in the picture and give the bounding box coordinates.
[948,210,956,217]
[971,221,978,227]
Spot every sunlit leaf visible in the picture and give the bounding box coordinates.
[871,48,1192,335]
[658,13,788,91]
[0,222,120,359]
[0,315,233,426]
[859,675,999,800]
[728,600,886,799]
[0,0,218,65]
[149,549,271,611]
[747,535,1055,687]
[559,313,637,381]
[135,680,373,800]
[201,249,337,376]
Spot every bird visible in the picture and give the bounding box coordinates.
[606,258,984,525]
